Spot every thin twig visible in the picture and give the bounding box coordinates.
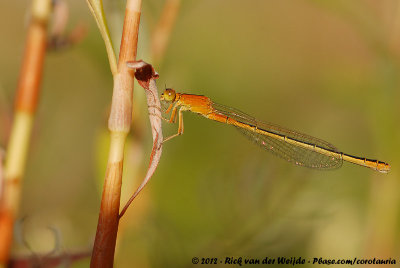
[151,0,181,64]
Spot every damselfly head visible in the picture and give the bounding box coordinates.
[161,88,176,102]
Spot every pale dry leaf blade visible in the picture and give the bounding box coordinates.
[119,61,163,218]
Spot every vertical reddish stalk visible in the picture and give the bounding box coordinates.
[15,23,47,114]
[0,0,50,264]
[90,0,141,267]
[90,154,123,267]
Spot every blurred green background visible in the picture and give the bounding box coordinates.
[1,0,399,267]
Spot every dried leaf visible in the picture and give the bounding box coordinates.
[120,60,163,218]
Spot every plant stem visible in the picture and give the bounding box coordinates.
[0,0,51,265]
[90,0,141,266]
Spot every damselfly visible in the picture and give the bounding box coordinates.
[160,88,390,173]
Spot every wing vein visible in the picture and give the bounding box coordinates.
[212,102,343,169]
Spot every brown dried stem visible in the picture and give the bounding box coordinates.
[0,0,51,265]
